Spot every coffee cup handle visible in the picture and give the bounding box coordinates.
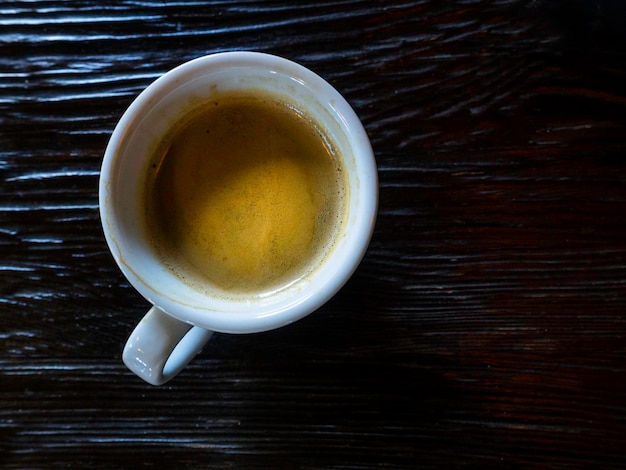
[122,306,214,385]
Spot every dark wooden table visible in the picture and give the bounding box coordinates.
[2,1,626,468]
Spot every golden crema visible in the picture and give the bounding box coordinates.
[143,92,347,295]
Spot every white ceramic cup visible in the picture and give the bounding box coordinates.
[99,51,377,385]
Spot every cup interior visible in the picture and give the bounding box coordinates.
[100,52,377,333]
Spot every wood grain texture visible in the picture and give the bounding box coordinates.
[2,0,626,468]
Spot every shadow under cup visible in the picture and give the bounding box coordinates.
[100,52,377,335]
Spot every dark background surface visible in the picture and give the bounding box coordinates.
[2,1,626,468]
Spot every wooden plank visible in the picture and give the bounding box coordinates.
[1,0,626,468]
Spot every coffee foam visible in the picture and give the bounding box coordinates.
[143,91,348,300]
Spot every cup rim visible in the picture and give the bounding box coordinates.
[99,51,377,334]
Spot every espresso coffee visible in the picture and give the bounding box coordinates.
[143,92,347,295]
